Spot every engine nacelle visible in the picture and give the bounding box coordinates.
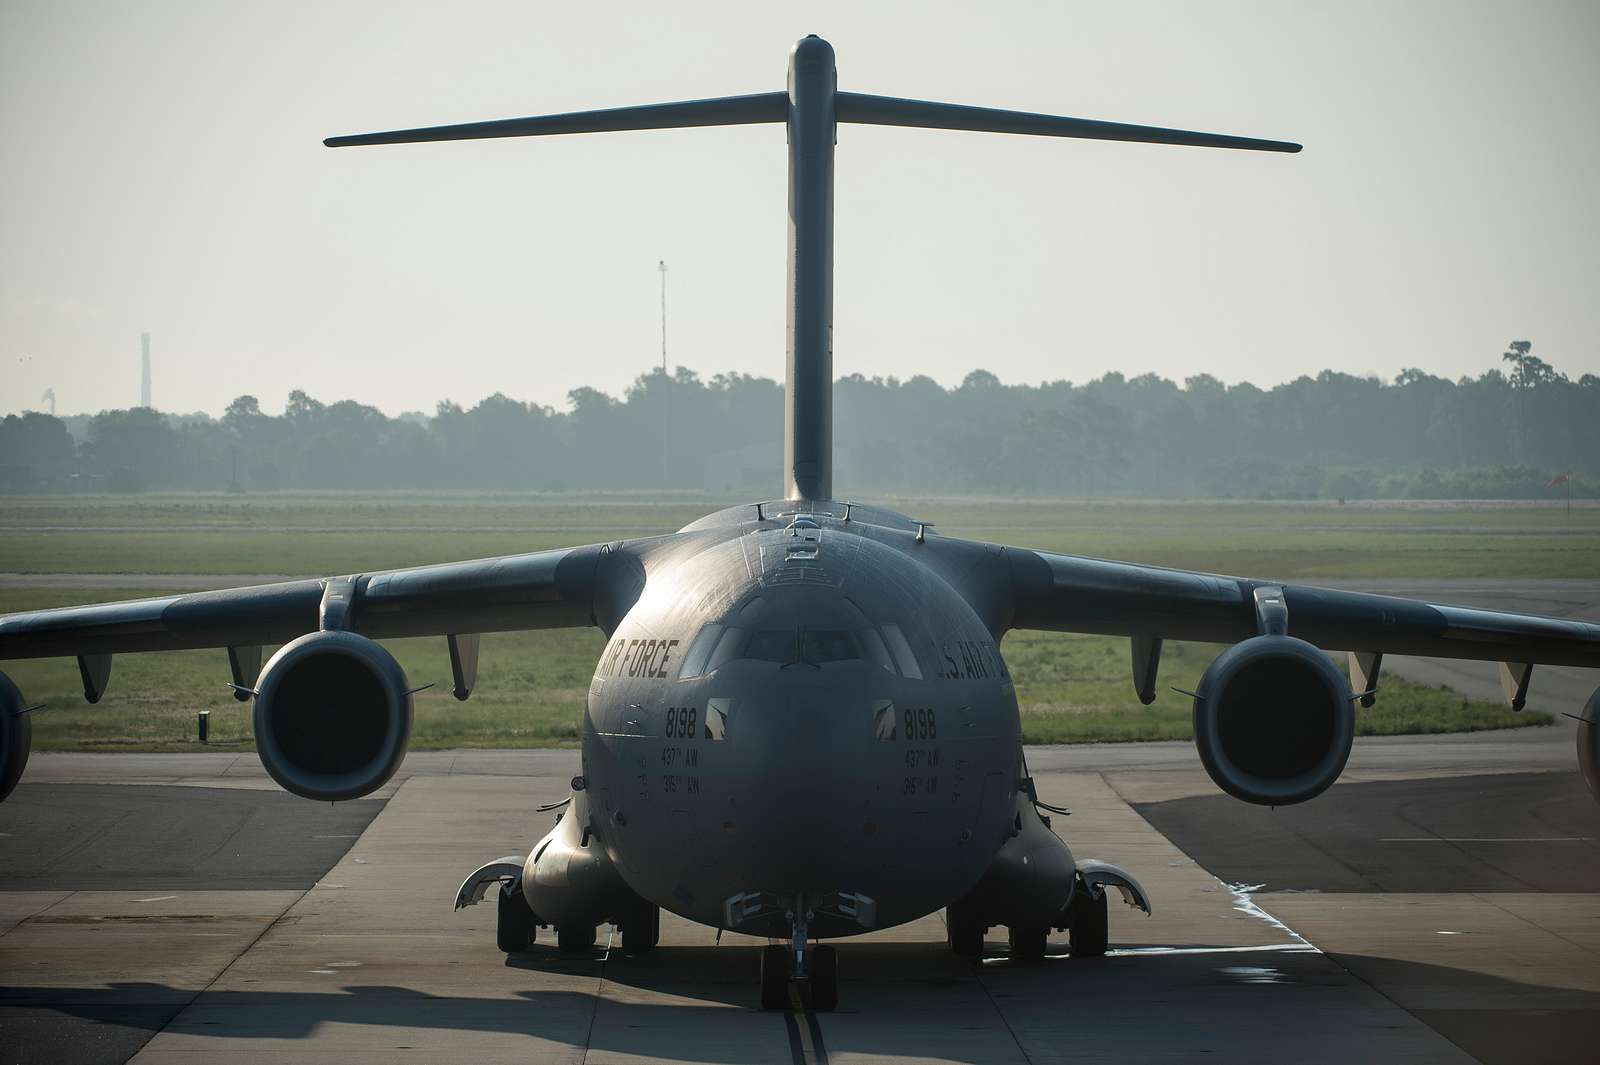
[253,631,413,802]
[0,672,32,803]
[1192,635,1354,806]
[1578,687,1600,806]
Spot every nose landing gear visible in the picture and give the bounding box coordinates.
[758,895,839,1011]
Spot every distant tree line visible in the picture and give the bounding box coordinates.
[3,350,1595,499]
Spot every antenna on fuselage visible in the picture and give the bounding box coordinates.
[324,35,1300,502]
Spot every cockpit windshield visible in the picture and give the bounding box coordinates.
[741,627,861,667]
[677,624,864,675]
[675,592,925,678]
[802,629,859,664]
[745,629,797,663]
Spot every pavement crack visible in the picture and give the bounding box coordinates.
[962,907,1035,1065]
[0,889,77,942]
[125,885,308,1062]
[1471,892,1595,955]
[577,929,612,1065]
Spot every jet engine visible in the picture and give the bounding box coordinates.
[1579,687,1600,806]
[252,631,413,802]
[1191,635,1354,806]
[0,672,31,803]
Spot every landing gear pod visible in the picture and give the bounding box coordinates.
[1193,635,1354,806]
[1578,687,1600,806]
[252,631,413,802]
[0,673,32,803]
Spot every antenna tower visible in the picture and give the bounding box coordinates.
[140,333,152,409]
[658,260,668,374]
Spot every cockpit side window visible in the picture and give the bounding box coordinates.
[677,623,723,679]
[856,626,896,674]
[842,597,897,674]
[879,623,924,680]
[705,626,747,673]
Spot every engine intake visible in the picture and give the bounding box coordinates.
[1192,635,1353,806]
[253,631,413,801]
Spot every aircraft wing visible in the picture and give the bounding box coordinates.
[0,542,623,664]
[1005,549,1600,672]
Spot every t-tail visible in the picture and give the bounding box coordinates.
[325,35,1301,502]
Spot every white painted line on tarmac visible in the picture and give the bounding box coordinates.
[1108,943,1320,957]
[135,895,177,903]
[1380,837,1592,842]
[1228,882,1319,950]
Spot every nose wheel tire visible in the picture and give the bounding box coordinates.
[622,899,660,954]
[1007,923,1048,963]
[807,944,839,1011]
[557,924,597,953]
[946,902,985,958]
[759,944,790,1010]
[495,880,536,954]
[1069,886,1109,957]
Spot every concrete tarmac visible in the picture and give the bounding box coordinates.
[4,734,1597,1065]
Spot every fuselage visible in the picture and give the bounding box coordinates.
[580,503,1024,936]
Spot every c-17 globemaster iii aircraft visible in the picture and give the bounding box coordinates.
[2,35,1597,1012]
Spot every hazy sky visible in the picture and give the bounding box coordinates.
[3,1,1597,418]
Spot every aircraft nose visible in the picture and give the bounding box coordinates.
[721,678,870,885]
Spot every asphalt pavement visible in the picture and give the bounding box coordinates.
[2,733,1596,1065]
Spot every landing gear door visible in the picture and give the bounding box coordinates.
[966,771,1008,850]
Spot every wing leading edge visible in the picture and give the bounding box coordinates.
[1005,548,1600,668]
[0,542,620,662]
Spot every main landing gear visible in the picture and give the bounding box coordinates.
[621,894,661,954]
[944,869,1115,962]
[1066,881,1109,957]
[493,879,660,956]
[497,880,537,952]
[759,896,839,1011]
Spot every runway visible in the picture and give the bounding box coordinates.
[4,734,1597,1065]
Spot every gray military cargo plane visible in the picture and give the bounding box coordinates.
[2,36,1597,1012]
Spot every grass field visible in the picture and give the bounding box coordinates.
[0,494,1595,578]
[3,493,1584,751]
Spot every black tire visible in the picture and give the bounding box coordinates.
[759,944,790,1010]
[1007,923,1048,963]
[557,924,597,953]
[622,897,660,954]
[496,880,536,954]
[808,944,838,1012]
[1069,886,1109,957]
[946,902,985,958]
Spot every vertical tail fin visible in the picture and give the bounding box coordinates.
[324,36,1299,502]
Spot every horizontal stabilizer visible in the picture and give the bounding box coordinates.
[325,92,787,147]
[835,92,1301,153]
